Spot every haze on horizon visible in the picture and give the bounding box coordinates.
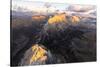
[12,0,96,11]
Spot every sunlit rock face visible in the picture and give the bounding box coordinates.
[48,13,67,24]
[32,15,47,22]
[46,13,70,32]
[47,13,81,26]
[29,44,47,64]
[71,16,81,24]
[20,44,56,65]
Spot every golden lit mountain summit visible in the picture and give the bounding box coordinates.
[29,44,47,64]
[48,13,80,25]
[48,13,67,24]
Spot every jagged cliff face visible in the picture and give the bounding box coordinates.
[11,11,96,66]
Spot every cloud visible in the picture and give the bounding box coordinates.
[68,4,96,12]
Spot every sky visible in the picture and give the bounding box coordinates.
[12,0,69,11]
[12,0,96,12]
[13,0,96,5]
